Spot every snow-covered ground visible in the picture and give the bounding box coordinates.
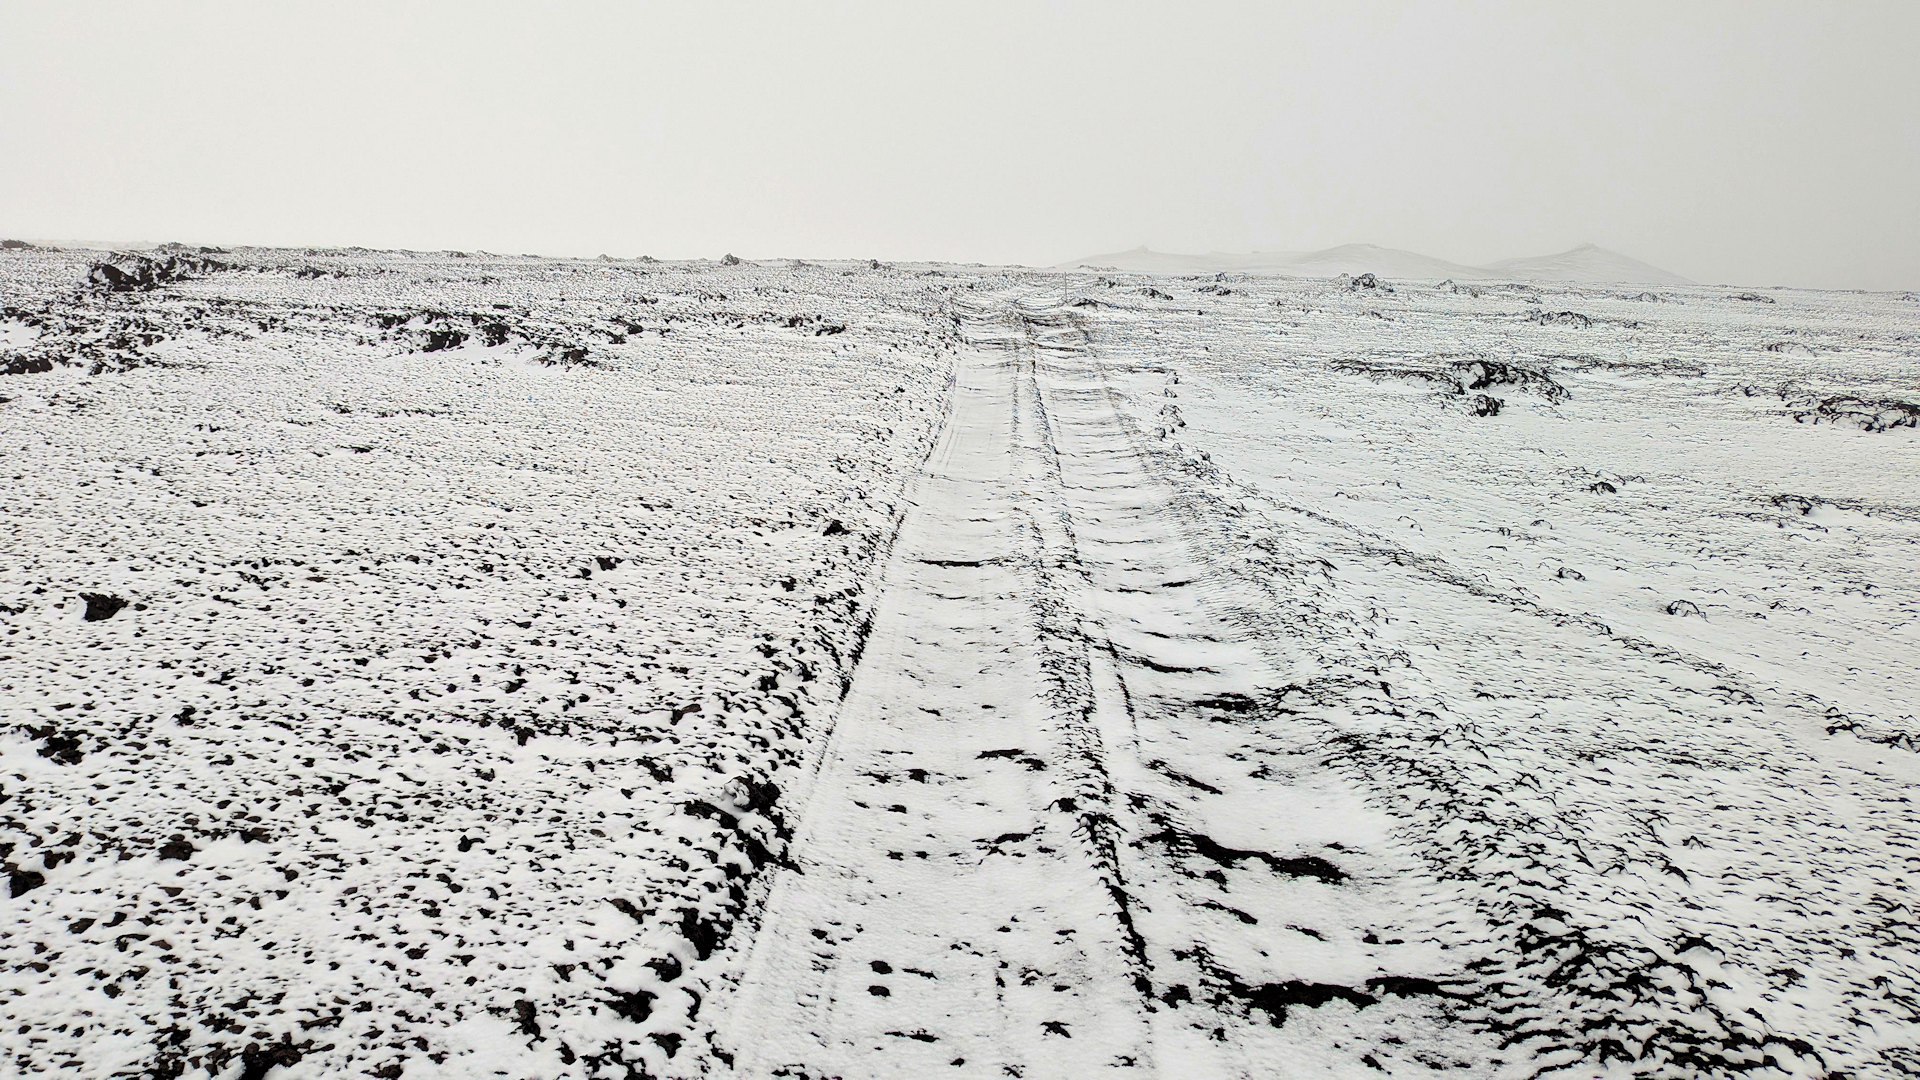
[2,248,1916,1078]
[0,248,954,1078]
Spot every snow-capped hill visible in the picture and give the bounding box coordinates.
[1481,243,1693,285]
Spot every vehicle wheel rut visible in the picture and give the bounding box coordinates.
[713,292,1497,1078]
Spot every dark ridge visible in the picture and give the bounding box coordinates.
[1238,980,1378,1026]
[1146,826,1349,884]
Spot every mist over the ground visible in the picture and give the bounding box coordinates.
[1,1,1915,291]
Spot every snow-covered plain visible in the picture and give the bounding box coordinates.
[2,247,1917,1079]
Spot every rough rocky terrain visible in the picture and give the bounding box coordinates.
[3,247,1916,1078]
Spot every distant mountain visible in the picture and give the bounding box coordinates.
[1480,243,1694,285]
[1061,247,1312,275]
[1063,242,1691,286]
[1280,243,1487,281]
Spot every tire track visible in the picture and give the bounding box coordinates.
[712,293,1154,1078]
[1013,294,1501,1075]
[714,290,1504,1077]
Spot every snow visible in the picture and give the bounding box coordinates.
[1051,271,1920,1076]
[3,247,1917,1078]
[0,248,952,1078]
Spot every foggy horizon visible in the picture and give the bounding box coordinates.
[4,1,1917,290]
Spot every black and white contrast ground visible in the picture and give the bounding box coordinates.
[3,247,1917,1079]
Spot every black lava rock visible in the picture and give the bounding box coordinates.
[80,592,128,621]
[8,866,46,897]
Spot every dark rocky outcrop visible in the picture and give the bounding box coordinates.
[86,251,228,292]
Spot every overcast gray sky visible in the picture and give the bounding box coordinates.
[3,1,1916,289]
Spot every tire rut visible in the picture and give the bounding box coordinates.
[1012,293,1499,1074]
[711,293,1154,1078]
[713,290,1501,1077]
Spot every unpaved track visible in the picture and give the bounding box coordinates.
[716,295,1154,1077]
[714,293,1489,1077]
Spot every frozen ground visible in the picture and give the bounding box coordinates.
[2,247,1917,1078]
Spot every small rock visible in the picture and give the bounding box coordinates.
[513,999,541,1037]
[8,867,46,897]
[80,593,128,621]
